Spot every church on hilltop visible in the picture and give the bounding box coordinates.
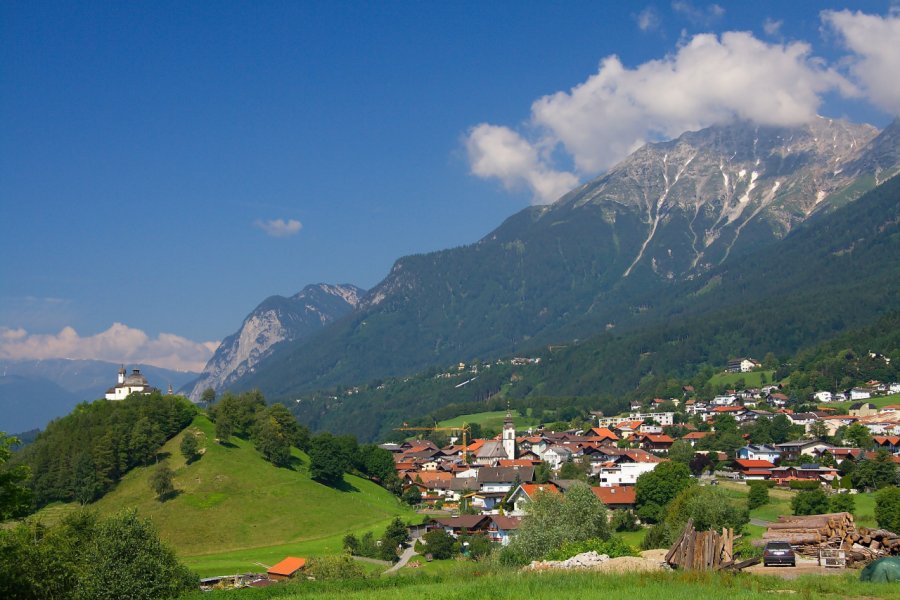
[105,366,158,400]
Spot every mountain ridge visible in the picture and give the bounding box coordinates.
[187,283,364,400]
[229,118,899,405]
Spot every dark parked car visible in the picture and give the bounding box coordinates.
[763,541,796,567]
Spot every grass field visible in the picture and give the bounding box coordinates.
[819,393,900,413]
[32,414,414,577]
[708,370,777,389]
[185,565,900,600]
[437,411,539,431]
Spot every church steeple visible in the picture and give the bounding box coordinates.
[502,403,516,460]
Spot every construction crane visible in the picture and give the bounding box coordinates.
[394,424,471,463]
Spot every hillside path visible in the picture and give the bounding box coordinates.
[750,518,771,527]
[383,545,419,575]
[351,556,392,567]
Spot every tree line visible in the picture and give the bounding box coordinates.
[9,391,197,508]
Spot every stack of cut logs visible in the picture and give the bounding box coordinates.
[761,512,900,564]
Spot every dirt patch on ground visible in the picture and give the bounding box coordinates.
[745,558,851,580]
[640,549,669,562]
[593,556,669,574]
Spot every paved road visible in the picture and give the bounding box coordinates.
[750,518,772,527]
[383,545,418,575]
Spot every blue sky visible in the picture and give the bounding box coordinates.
[1,1,897,371]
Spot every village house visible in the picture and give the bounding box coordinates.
[787,412,820,432]
[485,515,522,546]
[590,485,637,510]
[682,431,711,446]
[813,391,834,403]
[849,402,878,417]
[593,449,662,486]
[507,483,561,516]
[819,415,859,436]
[774,440,835,462]
[726,358,760,373]
[542,445,573,470]
[733,459,775,480]
[635,433,674,453]
[736,444,780,463]
[770,464,839,486]
[849,388,874,401]
[873,436,900,454]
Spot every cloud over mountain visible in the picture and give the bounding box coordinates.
[465,16,900,204]
[0,323,218,372]
[823,9,900,115]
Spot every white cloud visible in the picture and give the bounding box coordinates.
[822,9,900,115]
[672,1,725,26]
[465,123,579,204]
[255,218,302,237]
[466,30,849,195]
[0,323,219,372]
[763,18,783,37]
[636,7,661,32]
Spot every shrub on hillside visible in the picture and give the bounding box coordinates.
[544,536,638,561]
[422,529,457,559]
[502,482,609,563]
[827,493,855,514]
[875,487,900,532]
[792,489,829,515]
[747,482,769,510]
[611,509,641,532]
[306,555,366,580]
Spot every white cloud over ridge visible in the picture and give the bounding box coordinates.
[823,9,900,115]
[0,323,219,372]
[255,218,303,237]
[466,30,850,204]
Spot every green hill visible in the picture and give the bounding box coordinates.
[37,414,413,575]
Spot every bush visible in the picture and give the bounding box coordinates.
[641,523,670,550]
[611,509,641,532]
[306,555,366,580]
[747,482,769,510]
[544,536,638,561]
[422,529,457,560]
[827,493,855,514]
[874,487,900,532]
[792,489,829,515]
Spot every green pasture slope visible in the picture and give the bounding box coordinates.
[437,410,539,431]
[708,370,777,389]
[35,414,414,576]
[820,393,899,413]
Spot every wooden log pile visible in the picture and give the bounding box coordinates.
[666,520,737,571]
[761,512,900,564]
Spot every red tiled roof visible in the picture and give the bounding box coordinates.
[873,436,900,445]
[591,485,636,506]
[683,431,710,439]
[712,406,744,413]
[588,427,619,441]
[639,434,674,443]
[734,459,775,468]
[519,483,560,497]
[268,557,306,577]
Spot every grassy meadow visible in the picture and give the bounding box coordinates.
[32,414,414,577]
[185,565,900,600]
[819,392,899,413]
[437,410,539,431]
[707,370,777,389]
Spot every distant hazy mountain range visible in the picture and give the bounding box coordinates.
[0,359,197,433]
[208,118,897,403]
